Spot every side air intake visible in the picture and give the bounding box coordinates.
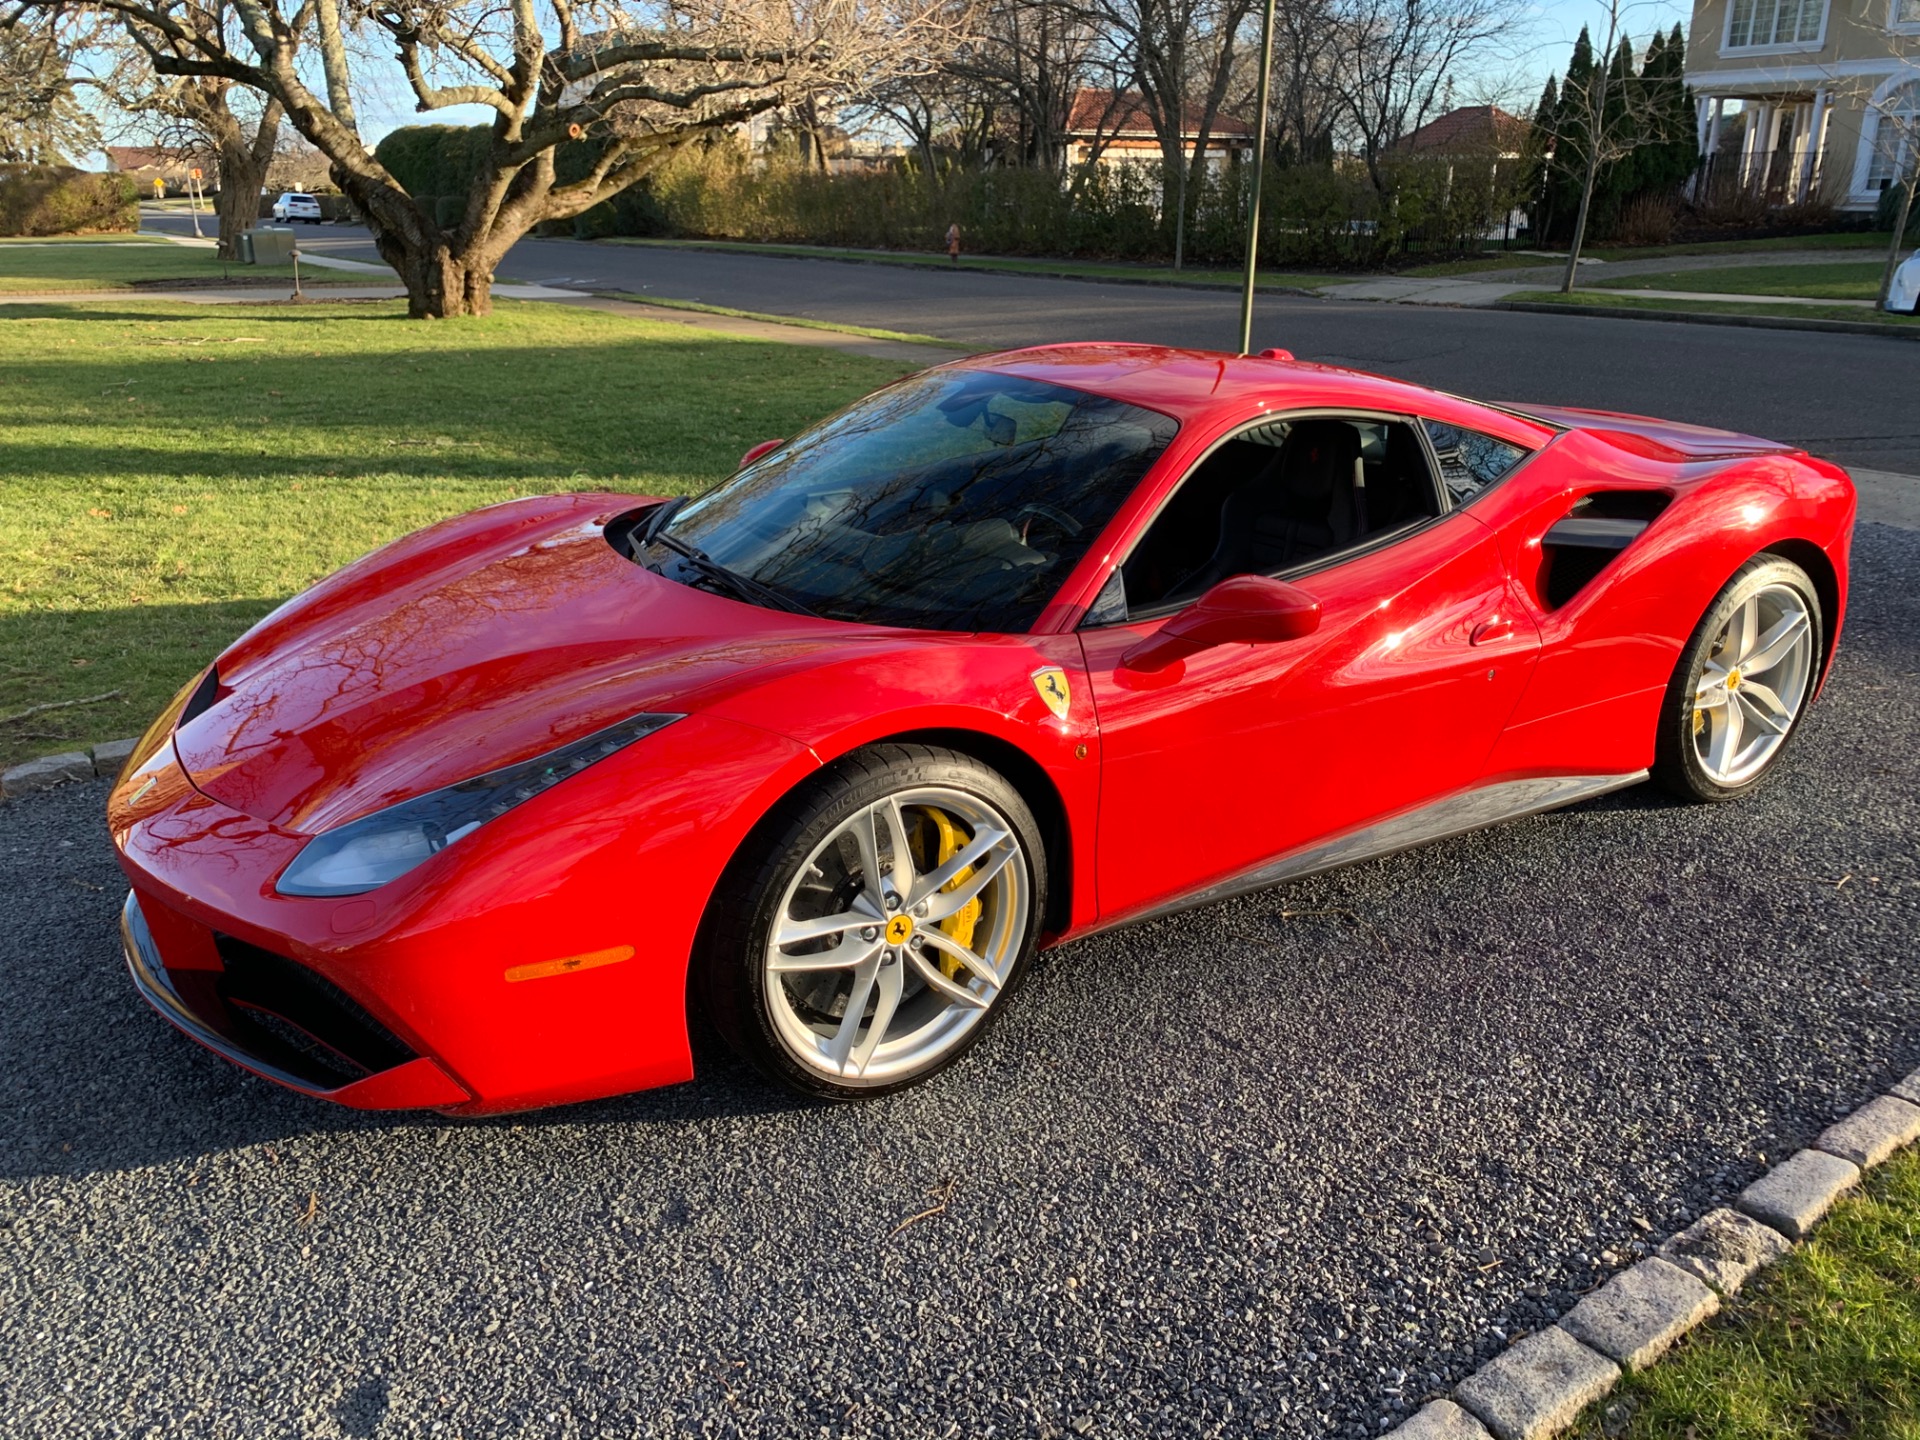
[1541,491,1672,609]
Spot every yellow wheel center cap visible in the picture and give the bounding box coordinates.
[1727,667,1742,691]
[884,914,914,946]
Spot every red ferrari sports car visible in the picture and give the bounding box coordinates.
[111,344,1855,1112]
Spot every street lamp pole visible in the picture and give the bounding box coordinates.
[1237,0,1278,354]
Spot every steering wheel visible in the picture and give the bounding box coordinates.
[1014,503,1083,548]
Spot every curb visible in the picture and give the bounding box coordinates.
[1492,299,1920,341]
[2,738,135,800]
[1388,1070,1920,1440]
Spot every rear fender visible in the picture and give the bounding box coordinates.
[1476,442,1837,775]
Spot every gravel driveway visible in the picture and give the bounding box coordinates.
[4,524,1916,1440]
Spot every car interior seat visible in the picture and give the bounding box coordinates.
[1198,420,1367,587]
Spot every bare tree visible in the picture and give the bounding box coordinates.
[1324,0,1518,195]
[1543,1,1680,292]
[0,9,100,162]
[109,6,292,258]
[1262,0,1338,164]
[1873,108,1918,310]
[954,0,1100,169]
[8,0,961,316]
[1086,0,1256,265]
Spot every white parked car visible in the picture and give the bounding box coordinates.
[1886,250,1920,315]
[271,192,323,224]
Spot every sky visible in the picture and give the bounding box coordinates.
[338,0,1701,145]
[90,0,1698,165]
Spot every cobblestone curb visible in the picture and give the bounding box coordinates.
[1387,1065,1920,1440]
[1,738,136,800]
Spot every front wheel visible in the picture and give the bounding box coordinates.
[697,744,1047,1098]
[1653,555,1823,802]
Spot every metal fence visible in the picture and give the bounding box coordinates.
[1689,147,1825,207]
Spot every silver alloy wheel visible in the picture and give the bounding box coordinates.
[1692,580,1816,786]
[763,785,1030,1085]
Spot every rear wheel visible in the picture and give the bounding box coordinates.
[1653,556,1822,802]
[697,744,1046,1098]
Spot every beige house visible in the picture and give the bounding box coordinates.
[1685,0,1920,210]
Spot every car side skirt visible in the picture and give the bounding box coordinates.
[1073,771,1648,942]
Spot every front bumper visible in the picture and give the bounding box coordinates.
[109,711,818,1113]
[121,890,471,1109]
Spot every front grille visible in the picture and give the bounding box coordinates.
[213,935,416,1089]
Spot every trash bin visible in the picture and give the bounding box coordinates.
[251,226,295,266]
[237,230,255,265]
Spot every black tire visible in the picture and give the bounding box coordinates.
[1652,554,1823,803]
[695,743,1047,1099]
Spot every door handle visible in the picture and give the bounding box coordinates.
[1471,618,1514,646]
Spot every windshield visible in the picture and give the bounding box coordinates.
[645,369,1179,632]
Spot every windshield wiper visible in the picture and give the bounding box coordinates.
[629,495,688,556]
[646,529,821,618]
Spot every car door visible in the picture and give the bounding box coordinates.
[1075,414,1541,925]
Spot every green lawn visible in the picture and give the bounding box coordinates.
[0,235,335,293]
[1572,1146,1920,1439]
[1506,290,1918,327]
[603,237,1348,293]
[1588,231,1897,261]
[1588,260,1884,300]
[0,298,906,766]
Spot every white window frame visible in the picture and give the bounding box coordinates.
[1722,0,1830,55]
[1852,73,1920,201]
[1894,0,1920,34]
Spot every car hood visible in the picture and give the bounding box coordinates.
[173,495,873,834]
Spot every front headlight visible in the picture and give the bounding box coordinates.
[275,711,683,897]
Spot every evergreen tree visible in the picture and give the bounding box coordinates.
[1526,76,1559,238]
[1624,25,1699,199]
[1538,27,1596,242]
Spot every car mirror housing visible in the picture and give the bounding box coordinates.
[1121,575,1322,672]
[738,438,785,470]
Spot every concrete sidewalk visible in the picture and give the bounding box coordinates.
[1851,469,1920,530]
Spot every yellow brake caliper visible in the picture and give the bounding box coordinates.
[923,807,982,979]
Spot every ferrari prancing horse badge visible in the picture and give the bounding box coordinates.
[1031,667,1072,720]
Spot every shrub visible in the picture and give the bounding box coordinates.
[0,164,139,236]
[369,122,1523,268]
[1613,193,1676,246]
[1876,182,1920,240]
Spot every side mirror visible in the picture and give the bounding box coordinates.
[738,438,785,470]
[1121,575,1321,672]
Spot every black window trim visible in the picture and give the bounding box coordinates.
[1081,406,1455,629]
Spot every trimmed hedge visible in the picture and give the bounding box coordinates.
[646,143,1521,267]
[0,165,139,236]
[370,124,1527,264]
[375,123,665,238]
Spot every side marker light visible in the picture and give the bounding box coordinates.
[505,944,635,984]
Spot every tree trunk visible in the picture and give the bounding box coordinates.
[1560,147,1600,293]
[213,141,270,261]
[395,245,495,318]
[1879,163,1917,311]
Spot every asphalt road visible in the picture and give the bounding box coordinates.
[4,520,1917,1438]
[140,211,1920,475]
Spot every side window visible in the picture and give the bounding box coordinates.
[1106,415,1443,622]
[1422,419,1532,505]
